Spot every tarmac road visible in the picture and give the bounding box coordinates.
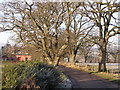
[58,66,119,89]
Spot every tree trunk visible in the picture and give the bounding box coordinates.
[84,56,87,63]
[114,56,117,63]
[69,54,76,65]
[46,57,52,65]
[98,43,107,72]
[68,57,70,62]
[53,56,60,66]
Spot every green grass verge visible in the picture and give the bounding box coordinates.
[92,72,120,84]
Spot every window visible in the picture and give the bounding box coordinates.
[18,57,21,61]
[25,57,28,61]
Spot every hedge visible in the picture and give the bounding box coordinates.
[2,60,64,89]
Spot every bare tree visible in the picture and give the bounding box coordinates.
[107,42,119,63]
[2,1,119,69]
[0,2,85,66]
[63,2,95,64]
[81,0,120,72]
[1,2,69,66]
[79,38,95,63]
[1,43,15,60]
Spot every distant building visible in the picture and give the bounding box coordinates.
[15,55,31,61]
[14,51,31,61]
[1,43,32,61]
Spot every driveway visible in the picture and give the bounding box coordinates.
[58,66,119,89]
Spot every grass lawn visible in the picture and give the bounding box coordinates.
[90,72,120,85]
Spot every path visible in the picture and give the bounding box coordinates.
[58,66,119,89]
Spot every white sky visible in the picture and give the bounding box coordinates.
[0,31,15,47]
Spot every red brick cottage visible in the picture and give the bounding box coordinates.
[14,51,31,61]
[15,55,31,61]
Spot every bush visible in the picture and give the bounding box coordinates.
[2,60,63,89]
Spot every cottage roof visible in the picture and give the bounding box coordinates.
[15,50,30,55]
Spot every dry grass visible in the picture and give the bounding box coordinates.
[59,62,88,71]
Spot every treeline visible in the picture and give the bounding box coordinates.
[0,0,120,72]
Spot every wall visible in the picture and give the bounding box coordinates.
[15,55,31,61]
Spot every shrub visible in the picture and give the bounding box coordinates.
[2,60,63,89]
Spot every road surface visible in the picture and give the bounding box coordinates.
[58,66,119,89]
